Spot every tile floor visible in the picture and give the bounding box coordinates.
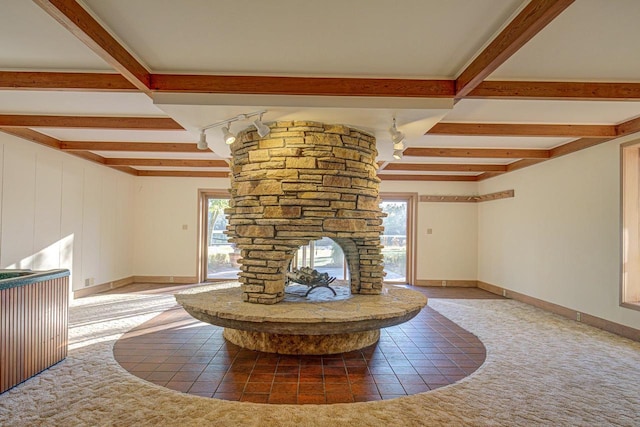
[112,286,499,404]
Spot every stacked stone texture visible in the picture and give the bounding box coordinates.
[226,121,386,304]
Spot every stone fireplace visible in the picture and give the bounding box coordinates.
[225,121,386,304]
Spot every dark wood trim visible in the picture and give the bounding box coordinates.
[33,0,151,93]
[477,281,640,342]
[104,158,229,167]
[73,276,135,298]
[477,189,515,202]
[136,170,230,178]
[419,189,514,203]
[428,122,616,138]
[60,141,200,152]
[420,195,479,203]
[151,74,455,98]
[468,80,640,100]
[378,174,477,182]
[382,163,507,172]
[0,115,183,130]
[549,137,613,157]
[68,150,105,164]
[616,116,640,136]
[414,280,478,287]
[0,127,61,149]
[455,0,575,97]
[403,147,550,159]
[106,165,139,175]
[0,71,137,91]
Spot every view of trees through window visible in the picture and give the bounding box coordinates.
[203,195,410,284]
[380,200,408,282]
[206,197,240,280]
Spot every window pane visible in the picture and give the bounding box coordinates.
[206,198,240,280]
[381,201,407,282]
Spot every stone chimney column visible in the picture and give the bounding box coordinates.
[226,121,386,304]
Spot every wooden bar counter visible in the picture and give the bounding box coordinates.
[0,269,70,394]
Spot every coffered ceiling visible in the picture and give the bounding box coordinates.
[1,0,640,181]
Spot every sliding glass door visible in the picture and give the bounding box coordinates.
[199,191,240,281]
[380,193,416,284]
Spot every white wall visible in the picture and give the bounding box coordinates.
[0,132,135,291]
[132,176,229,277]
[132,179,480,283]
[381,181,478,281]
[478,139,640,329]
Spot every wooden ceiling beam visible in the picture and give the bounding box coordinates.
[60,141,201,152]
[402,147,549,159]
[104,158,228,167]
[455,0,575,98]
[0,115,183,130]
[377,174,477,182]
[427,122,616,138]
[136,170,230,178]
[467,81,640,100]
[33,0,151,94]
[382,163,507,172]
[616,116,640,136]
[0,127,61,149]
[0,71,137,91]
[151,74,455,98]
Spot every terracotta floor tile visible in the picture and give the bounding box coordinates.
[241,393,270,403]
[323,366,346,376]
[298,382,324,394]
[170,371,202,382]
[188,381,220,394]
[273,373,298,383]
[114,286,490,404]
[268,393,298,404]
[325,393,354,404]
[244,382,272,393]
[271,382,298,394]
[165,381,193,392]
[213,391,242,400]
[298,394,327,404]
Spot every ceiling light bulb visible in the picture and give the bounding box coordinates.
[222,126,236,145]
[393,149,403,160]
[197,130,208,150]
[253,117,270,138]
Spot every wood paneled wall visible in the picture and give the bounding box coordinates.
[1,276,69,393]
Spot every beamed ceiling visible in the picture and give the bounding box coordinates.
[2,0,640,181]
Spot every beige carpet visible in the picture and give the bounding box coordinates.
[1,287,639,426]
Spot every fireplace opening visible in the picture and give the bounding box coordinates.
[290,237,348,284]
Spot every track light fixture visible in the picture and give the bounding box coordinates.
[253,114,271,138]
[389,117,405,145]
[197,110,269,150]
[197,130,208,150]
[221,126,236,145]
[393,149,403,160]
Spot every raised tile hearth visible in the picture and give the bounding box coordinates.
[175,283,427,355]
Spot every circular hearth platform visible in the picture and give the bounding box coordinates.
[175,282,427,355]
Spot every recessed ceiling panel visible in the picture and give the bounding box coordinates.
[0,91,164,116]
[37,129,194,142]
[492,0,640,81]
[0,0,111,71]
[416,135,571,149]
[443,99,640,124]
[84,0,522,77]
